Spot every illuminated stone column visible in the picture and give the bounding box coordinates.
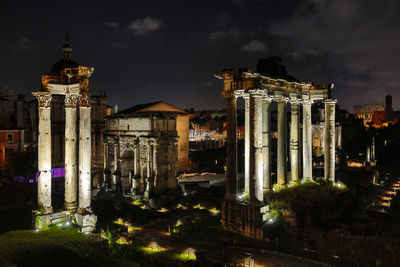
[244,94,250,194]
[152,142,157,188]
[112,142,119,189]
[64,94,78,210]
[371,136,376,161]
[103,141,108,185]
[78,93,92,213]
[34,92,53,214]
[262,96,272,189]
[276,94,288,185]
[324,99,336,182]
[249,90,263,204]
[225,94,238,200]
[302,97,313,180]
[290,98,300,183]
[133,141,138,176]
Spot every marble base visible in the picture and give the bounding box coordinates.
[34,210,74,230]
[75,213,97,233]
[221,199,269,240]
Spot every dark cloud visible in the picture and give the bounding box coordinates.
[269,0,400,109]
[242,40,268,52]
[128,17,163,35]
[10,37,40,52]
[103,21,120,29]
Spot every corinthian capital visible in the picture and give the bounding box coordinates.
[79,92,90,107]
[33,92,52,108]
[64,94,79,108]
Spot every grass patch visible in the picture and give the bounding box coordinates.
[0,228,115,267]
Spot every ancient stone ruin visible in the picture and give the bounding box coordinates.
[33,36,96,232]
[215,57,336,239]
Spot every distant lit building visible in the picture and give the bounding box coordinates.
[354,94,399,128]
[104,101,189,194]
[353,104,385,126]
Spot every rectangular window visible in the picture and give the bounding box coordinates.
[7,133,13,141]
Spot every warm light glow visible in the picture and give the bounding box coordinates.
[183,248,197,260]
[116,237,131,245]
[209,207,221,216]
[175,219,183,227]
[149,241,160,251]
[157,207,169,213]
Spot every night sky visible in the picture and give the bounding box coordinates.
[1,0,400,111]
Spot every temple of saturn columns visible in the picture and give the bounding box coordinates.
[33,37,97,232]
[215,58,336,239]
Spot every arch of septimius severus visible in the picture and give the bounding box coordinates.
[33,36,96,232]
[215,58,336,239]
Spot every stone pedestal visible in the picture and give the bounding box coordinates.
[34,210,73,230]
[75,213,97,233]
[64,94,78,210]
[302,98,313,180]
[324,99,336,182]
[262,97,271,189]
[221,200,268,240]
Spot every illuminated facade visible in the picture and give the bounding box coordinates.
[216,57,336,239]
[33,36,96,232]
[104,101,189,196]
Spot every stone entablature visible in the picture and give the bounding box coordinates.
[216,69,332,101]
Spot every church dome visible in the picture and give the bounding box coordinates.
[47,34,79,76]
[48,59,79,76]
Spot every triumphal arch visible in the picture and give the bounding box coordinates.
[215,57,336,239]
[33,37,96,232]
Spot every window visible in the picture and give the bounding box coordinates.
[7,133,13,141]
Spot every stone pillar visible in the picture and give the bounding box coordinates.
[78,93,92,214]
[112,142,118,189]
[34,92,53,214]
[133,142,138,176]
[302,97,313,180]
[276,95,288,185]
[290,98,300,183]
[366,146,371,163]
[324,99,336,182]
[225,95,237,200]
[103,141,108,185]
[64,94,78,210]
[371,136,376,161]
[244,95,250,194]
[249,91,263,204]
[262,96,272,189]
[152,142,157,188]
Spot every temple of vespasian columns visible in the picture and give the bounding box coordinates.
[32,36,97,232]
[215,57,336,239]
